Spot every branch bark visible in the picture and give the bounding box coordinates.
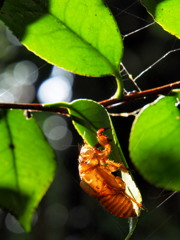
[0,81,179,114]
[99,81,180,107]
[0,102,69,115]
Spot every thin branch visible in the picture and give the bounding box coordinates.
[0,102,69,115]
[0,81,180,113]
[100,80,180,107]
[110,108,141,117]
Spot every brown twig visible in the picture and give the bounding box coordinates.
[0,102,69,115]
[0,81,179,114]
[99,81,180,107]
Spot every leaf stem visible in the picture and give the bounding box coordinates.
[112,72,124,99]
[125,217,139,240]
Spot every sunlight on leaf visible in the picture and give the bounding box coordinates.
[0,110,56,231]
[129,91,180,190]
[141,0,180,39]
[50,99,125,163]
[0,0,123,76]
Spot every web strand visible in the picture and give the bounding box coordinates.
[121,63,142,91]
[156,191,178,208]
[133,48,180,82]
[122,22,155,39]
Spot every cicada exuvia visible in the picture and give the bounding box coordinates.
[78,128,142,218]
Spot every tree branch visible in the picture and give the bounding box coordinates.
[99,81,180,107]
[0,81,179,114]
[0,102,69,115]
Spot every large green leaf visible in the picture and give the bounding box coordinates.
[0,0,123,76]
[141,0,180,39]
[129,91,180,190]
[50,99,125,163]
[0,110,56,231]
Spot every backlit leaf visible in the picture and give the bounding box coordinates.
[55,99,124,163]
[0,0,123,76]
[129,91,180,190]
[141,0,180,38]
[0,110,56,231]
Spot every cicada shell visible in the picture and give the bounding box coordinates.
[78,128,142,218]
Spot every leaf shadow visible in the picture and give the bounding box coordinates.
[0,188,31,218]
[0,0,50,40]
[142,0,165,16]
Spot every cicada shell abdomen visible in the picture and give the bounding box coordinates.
[98,192,136,218]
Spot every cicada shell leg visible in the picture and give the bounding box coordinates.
[80,180,98,198]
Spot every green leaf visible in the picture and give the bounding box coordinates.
[141,0,180,39]
[129,92,180,190]
[49,99,125,163]
[0,0,123,76]
[0,110,56,231]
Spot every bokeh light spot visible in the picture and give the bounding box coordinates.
[42,115,72,151]
[37,66,74,103]
[48,129,73,151]
[5,214,24,234]
[43,115,67,139]
[37,77,72,103]
[51,66,74,86]
[13,60,38,85]
[0,89,15,102]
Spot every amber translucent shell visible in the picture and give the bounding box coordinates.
[78,128,142,218]
[98,190,136,218]
[79,166,137,218]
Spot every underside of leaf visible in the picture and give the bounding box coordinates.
[0,0,123,76]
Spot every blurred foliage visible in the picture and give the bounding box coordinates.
[0,109,56,231]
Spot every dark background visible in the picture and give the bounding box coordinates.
[0,0,180,239]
